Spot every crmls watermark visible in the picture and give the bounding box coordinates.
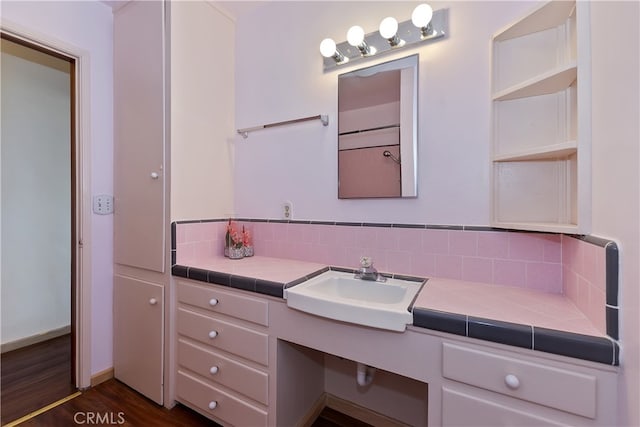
[73,412,126,425]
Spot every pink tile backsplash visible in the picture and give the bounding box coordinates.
[562,235,607,335]
[174,220,611,336]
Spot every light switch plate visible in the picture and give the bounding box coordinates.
[93,194,114,215]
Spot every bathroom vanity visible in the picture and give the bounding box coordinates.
[172,256,618,426]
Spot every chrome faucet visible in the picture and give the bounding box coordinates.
[355,256,386,282]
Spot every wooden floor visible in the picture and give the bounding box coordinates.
[1,334,368,426]
[14,378,364,427]
[1,334,76,425]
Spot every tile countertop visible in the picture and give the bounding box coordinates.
[172,256,619,366]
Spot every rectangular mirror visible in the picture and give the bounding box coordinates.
[338,54,418,198]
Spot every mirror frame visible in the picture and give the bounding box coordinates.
[337,54,418,199]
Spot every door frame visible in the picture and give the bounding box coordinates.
[1,20,93,389]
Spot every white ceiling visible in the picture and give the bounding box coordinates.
[101,0,265,19]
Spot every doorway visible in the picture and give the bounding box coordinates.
[0,33,77,424]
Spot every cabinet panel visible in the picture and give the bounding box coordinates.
[177,370,267,427]
[442,386,568,426]
[178,339,268,405]
[178,308,268,366]
[114,275,164,404]
[177,280,268,326]
[114,0,166,272]
[442,342,596,418]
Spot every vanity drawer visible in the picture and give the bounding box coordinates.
[442,342,596,418]
[178,308,268,366]
[178,339,268,405]
[177,280,268,326]
[177,370,267,427]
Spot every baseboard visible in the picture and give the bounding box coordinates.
[90,368,114,387]
[325,394,411,427]
[298,393,328,427]
[1,325,71,354]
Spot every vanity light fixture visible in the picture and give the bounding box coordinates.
[319,38,348,64]
[319,3,447,71]
[379,17,404,47]
[347,25,376,56]
[411,3,434,38]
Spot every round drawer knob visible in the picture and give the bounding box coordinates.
[149,298,158,305]
[505,374,520,390]
[209,298,219,307]
[208,330,218,339]
[150,172,159,179]
[209,366,219,375]
[208,401,217,410]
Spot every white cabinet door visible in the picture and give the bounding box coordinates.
[113,0,166,272]
[114,275,164,404]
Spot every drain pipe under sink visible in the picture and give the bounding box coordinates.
[356,362,376,387]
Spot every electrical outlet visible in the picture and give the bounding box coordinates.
[93,194,114,215]
[283,201,293,220]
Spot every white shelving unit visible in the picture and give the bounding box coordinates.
[491,0,591,234]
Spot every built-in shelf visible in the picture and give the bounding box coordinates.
[491,221,579,234]
[494,1,576,42]
[492,63,577,101]
[491,0,590,234]
[493,141,577,162]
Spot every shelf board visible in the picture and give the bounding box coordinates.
[494,1,576,42]
[493,141,577,162]
[493,63,577,101]
[491,221,579,234]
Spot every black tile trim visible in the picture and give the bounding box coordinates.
[229,275,256,292]
[171,222,176,250]
[335,222,363,227]
[412,308,467,336]
[426,225,464,230]
[533,327,617,365]
[363,222,393,228]
[289,220,312,225]
[606,241,619,307]
[171,250,176,266]
[174,219,203,224]
[172,265,188,278]
[187,267,209,283]
[256,279,285,298]
[468,317,533,349]
[606,307,619,340]
[463,226,503,232]
[310,221,337,226]
[391,223,426,229]
[208,271,231,287]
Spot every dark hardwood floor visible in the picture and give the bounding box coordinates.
[17,379,219,427]
[1,334,76,425]
[8,377,369,427]
[1,335,367,426]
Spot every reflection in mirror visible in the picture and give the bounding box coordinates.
[338,54,418,198]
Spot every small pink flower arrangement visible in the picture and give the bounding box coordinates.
[225,220,243,249]
[242,226,252,247]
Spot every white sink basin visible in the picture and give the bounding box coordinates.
[284,270,424,332]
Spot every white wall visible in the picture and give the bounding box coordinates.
[233,1,535,224]
[1,1,114,375]
[1,40,71,344]
[590,2,640,426]
[170,1,235,221]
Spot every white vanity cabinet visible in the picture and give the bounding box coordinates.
[491,0,591,233]
[440,340,618,426]
[175,279,270,426]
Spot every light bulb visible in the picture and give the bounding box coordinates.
[379,17,398,40]
[411,3,433,28]
[319,38,337,58]
[347,25,365,47]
